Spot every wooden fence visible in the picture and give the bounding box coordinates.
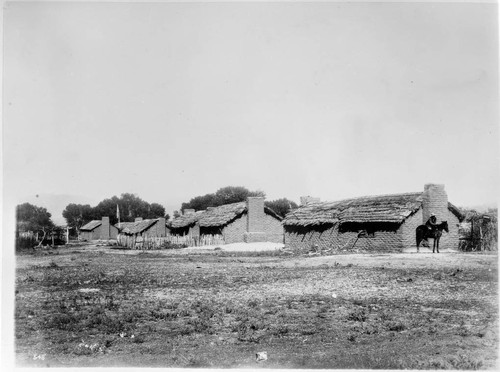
[117,233,225,250]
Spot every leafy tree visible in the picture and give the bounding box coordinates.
[16,203,54,232]
[62,203,95,236]
[64,193,167,226]
[93,194,145,224]
[181,193,218,212]
[265,198,299,218]
[94,195,122,225]
[215,186,265,205]
[147,203,168,220]
[16,203,55,247]
[181,186,266,211]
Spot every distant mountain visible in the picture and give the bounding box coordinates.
[20,193,100,226]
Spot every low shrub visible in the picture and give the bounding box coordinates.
[386,321,406,332]
[347,308,368,322]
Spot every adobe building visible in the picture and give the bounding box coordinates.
[80,217,119,241]
[117,217,169,238]
[169,197,283,244]
[283,184,464,253]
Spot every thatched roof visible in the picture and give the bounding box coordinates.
[170,201,282,229]
[81,220,102,231]
[115,222,136,231]
[283,192,424,227]
[448,202,465,222]
[198,202,247,227]
[120,219,159,235]
[264,206,283,221]
[170,211,204,229]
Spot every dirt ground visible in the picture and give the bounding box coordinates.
[14,244,499,369]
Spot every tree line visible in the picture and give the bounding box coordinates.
[16,187,300,248]
[178,186,298,218]
[62,193,168,236]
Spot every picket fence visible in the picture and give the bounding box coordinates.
[117,233,225,250]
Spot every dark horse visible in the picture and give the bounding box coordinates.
[415,221,449,253]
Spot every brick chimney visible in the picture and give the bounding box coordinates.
[156,217,166,237]
[300,196,320,206]
[247,197,265,232]
[422,184,449,223]
[101,217,110,240]
[135,217,143,222]
[244,197,267,242]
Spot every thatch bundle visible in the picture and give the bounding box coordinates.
[283,192,424,227]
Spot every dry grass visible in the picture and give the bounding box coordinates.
[15,246,498,369]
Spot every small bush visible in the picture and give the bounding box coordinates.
[347,308,368,322]
[187,316,214,334]
[347,333,357,342]
[271,324,289,337]
[300,327,317,336]
[387,321,406,332]
[16,236,38,251]
[159,242,188,250]
[456,324,472,337]
[352,299,368,307]
[248,300,259,308]
[45,313,79,331]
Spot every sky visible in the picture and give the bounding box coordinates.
[2,1,499,225]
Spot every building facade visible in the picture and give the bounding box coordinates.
[117,217,169,238]
[283,184,463,253]
[80,217,119,241]
[170,197,283,244]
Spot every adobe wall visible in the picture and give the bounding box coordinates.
[284,209,460,253]
[400,208,461,250]
[284,224,403,253]
[80,228,101,241]
[439,211,461,250]
[141,223,160,238]
[109,225,119,239]
[400,209,424,248]
[140,219,167,238]
[80,230,99,241]
[211,213,283,244]
[223,215,248,244]
[262,214,284,243]
[80,226,118,241]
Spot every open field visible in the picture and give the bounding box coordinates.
[15,244,498,369]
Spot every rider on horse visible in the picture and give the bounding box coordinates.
[426,213,438,233]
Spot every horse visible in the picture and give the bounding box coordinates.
[415,221,449,253]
